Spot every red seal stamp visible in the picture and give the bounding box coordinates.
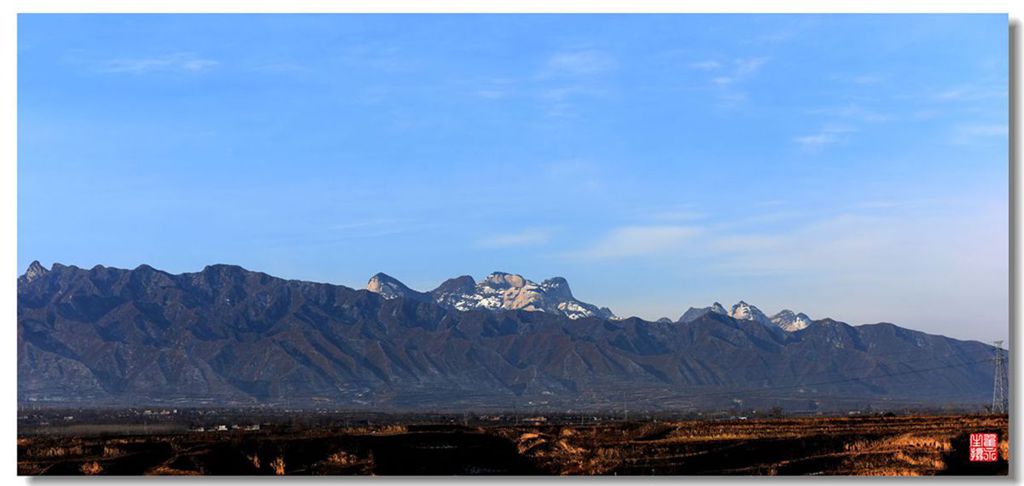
[969,433,999,462]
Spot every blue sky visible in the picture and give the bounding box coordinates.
[18,14,1008,341]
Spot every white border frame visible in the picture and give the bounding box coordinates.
[4,2,1020,485]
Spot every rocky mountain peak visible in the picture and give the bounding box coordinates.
[16,261,998,410]
[364,271,617,321]
[729,301,772,326]
[432,275,476,295]
[771,309,814,332]
[679,302,731,323]
[23,261,49,283]
[200,263,250,278]
[50,262,70,272]
[364,272,432,302]
[483,272,527,289]
[539,277,574,300]
[366,272,421,300]
[682,301,816,332]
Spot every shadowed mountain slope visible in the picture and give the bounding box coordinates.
[18,262,998,411]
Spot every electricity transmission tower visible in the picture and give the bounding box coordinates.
[992,340,1008,414]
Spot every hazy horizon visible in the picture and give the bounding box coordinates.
[18,14,1008,343]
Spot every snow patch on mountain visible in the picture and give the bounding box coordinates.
[770,309,814,332]
[730,301,773,326]
[681,300,816,332]
[435,271,617,320]
[367,271,617,320]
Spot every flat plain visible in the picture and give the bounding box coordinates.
[17,412,1008,476]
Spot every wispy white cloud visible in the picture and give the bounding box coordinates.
[855,201,903,210]
[690,56,770,109]
[646,208,705,222]
[933,85,1006,102]
[794,133,839,150]
[799,102,888,156]
[477,228,553,248]
[97,53,219,74]
[541,49,617,78]
[733,57,768,77]
[689,60,721,71]
[950,123,1009,144]
[675,203,1008,341]
[712,76,734,86]
[469,77,516,100]
[707,213,892,277]
[755,31,796,44]
[541,159,605,191]
[570,225,701,260]
[793,124,856,151]
[536,84,608,117]
[693,57,768,82]
[539,85,607,102]
[831,73,884,86]
[322,218,420,239]
[850,74,883,85]
[853,198,944,211]
[250,61,309,74]
[743,210,803,225]
[807,104,893,123]
[533,48,616,117]
[716,91,748,108]
[957,123,1008,136]
[712,235,788,253]
[337,43,418,73]
[475,89,509,100]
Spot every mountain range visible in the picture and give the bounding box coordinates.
[366,271,617,320]
[368,272,815,333]
[18,262,999,411]
[679,301,814,332]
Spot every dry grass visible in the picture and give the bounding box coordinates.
[147,465,201,476]
[247,453,260,469]
[325,450,363,466]
[80,461,103,475]
[270,456,286,475]
[510,428,624,475]
[17,414,1008,476]
[101,446,123,458]
[501,414,1007,475]
[26,445,85,458]
[341,424,409,436]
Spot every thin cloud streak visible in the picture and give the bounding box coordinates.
[794,124,856,151]
[96,52,219,74]
[541,49,617,78]
[569,225,702,260]
[688,56,770,109]
[477,228,553,248]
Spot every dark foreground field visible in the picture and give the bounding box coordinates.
[18,414,1008,476]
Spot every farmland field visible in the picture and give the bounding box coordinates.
[17,412,1008,476]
